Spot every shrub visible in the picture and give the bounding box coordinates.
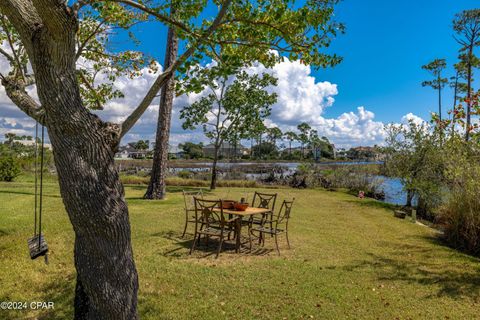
[439,195,480,256]
[323,166,385,199]
[177,170,193,179]
[289,164,384,199]
[0,156,21,182]
[437,142,480,256]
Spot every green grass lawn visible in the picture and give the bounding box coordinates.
[0,181,479,319]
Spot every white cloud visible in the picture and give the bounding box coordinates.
[0,53,420,149]
[401,112,426,126]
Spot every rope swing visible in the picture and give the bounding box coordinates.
[27,120,49,264]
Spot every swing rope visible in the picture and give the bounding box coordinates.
[34,122,38,236]
[37,123,45,248]
[28,118,48,263]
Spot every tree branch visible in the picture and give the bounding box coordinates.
[0,15,26,79]
[77,70,103,110]
[107,0,197,37]
[119,0,232,138]
[0,0,42,54]
[75,19,107,61]
[0,47,14,64]
[1,75,46,124]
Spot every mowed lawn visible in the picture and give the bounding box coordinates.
[0,181,479,320]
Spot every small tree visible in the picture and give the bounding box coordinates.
[179,142,204,159]
[422,58,448,121]
[384,121,444,212]
[309,129,320,161]
[267,127,283,146]
[134,140,149,150]
[181,70,277,189]
[252,142,278,159]
[297,122,311,158]
[450,61,468,110]
[453,9,480,141]
[284,131,298,156]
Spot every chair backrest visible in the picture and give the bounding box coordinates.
[194,198,225,227]
[276,198,295,225]
[183,189,203,211]
[252,191,277,211]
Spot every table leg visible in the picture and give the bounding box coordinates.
[235,217,242,253]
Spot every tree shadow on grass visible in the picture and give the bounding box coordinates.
[126,185,211,194]
[345,199,399,211]
[340,238,480,300]
[0,189,61,199]
[152,230,272,258]
[125,186,213,201]
[36,275,75,320]
[0,273,75,320]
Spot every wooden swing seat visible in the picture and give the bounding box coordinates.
[28,234,48,260]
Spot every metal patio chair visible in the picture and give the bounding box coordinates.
[190,198,238,258]
[250,191,277,224]
[249,198,294,255]
[181,189,203,237]
[246,192,278,242]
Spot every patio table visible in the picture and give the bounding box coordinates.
[214,207,271,252]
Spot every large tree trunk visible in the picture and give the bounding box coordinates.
[144,19,178,200]
[39,53,139,320]
[0,4,139,318]
[51,125,138,320]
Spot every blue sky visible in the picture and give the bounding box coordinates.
[319,0,479,122]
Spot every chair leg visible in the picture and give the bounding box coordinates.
[197,233,202,248]
[182,218,189,238]
[274,233,280,255]
[286,231,291,249]
[249,229,253,252]
[270,215,274,238]
[190,234,198,255]
[216,237,224,258]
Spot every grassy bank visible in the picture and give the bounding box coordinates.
[0,181,479,319]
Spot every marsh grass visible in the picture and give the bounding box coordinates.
[0,181,479,319]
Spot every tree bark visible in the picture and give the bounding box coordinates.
[210,143,220,190]
[406,189,414,207]
[465,44,473,142]
[452,72,458,137]
[40,55,138,320]
[437,75,442,122]
[144,18,178,200]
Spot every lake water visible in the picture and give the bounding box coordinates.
[171,161,407,206]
